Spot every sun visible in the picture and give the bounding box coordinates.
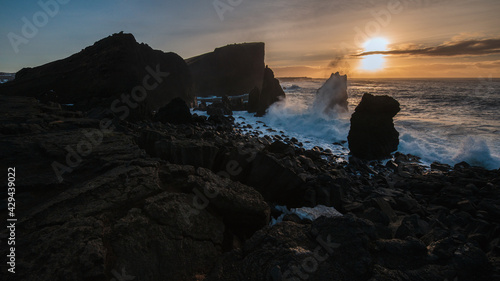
[361,37,389,71]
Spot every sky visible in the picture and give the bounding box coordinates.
[1,0,500,78]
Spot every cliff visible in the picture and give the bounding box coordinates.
[186,42,265,97]
[0,32,193,120]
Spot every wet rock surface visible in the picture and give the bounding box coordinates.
[1,94,499,280]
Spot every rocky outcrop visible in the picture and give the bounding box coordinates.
[348,93,400,159]
[0,32,193,120]
[1,93,499,280]
[207,155,500,280]
[247,66,286,116]
[206,215,377,281]
[186,43,265,97]
[206,96,233,116]
[186,43,285,116]
[138,128,309,207]
[0,95,269,281]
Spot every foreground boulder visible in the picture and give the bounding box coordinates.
[348,93,400,159]
[186,43,265,97]
[0,32,193,120]
[207,215,376,281]
[248,66,286,116]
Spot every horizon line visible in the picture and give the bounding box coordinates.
[278,76,500,80]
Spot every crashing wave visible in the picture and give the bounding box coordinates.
[312,72,348,116]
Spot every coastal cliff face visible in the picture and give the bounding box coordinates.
[2,36,284,118]
[0,33,193,119]
[186,43,265,97]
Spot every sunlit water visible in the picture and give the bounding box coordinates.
[199,78,500,170]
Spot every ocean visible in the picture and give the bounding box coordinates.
[228,78,500,170]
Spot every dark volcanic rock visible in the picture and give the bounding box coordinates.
[348,93,400,160]
[207,215,377,281]
[240,152,306,206]
[154,139,219,168]
[186,43,265,97]
[248,66,286,116]
[207,96,233,116]
[2,90,500,280]
[0,95,271,280]
[247,86,261,113]
[0,32,193,120]
[154,97,192,124]
[186,167,270,236]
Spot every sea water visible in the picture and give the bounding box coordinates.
[229,78,500,170]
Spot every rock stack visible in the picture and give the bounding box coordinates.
[247,66,286,116]
[348,93,400,159]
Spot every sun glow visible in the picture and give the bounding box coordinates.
[361,37,389,71]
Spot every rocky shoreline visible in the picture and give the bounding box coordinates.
[1,33,499,281]
[1,94,499,280]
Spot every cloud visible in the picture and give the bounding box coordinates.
[353,38,500,57]
[474,60,500,69]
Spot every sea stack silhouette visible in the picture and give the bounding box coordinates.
[348,93,401,159]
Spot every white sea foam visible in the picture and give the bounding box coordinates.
[233,97,351,157]
[204,78,500,170]
[453,137,500,170]
[312,72,348,116]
